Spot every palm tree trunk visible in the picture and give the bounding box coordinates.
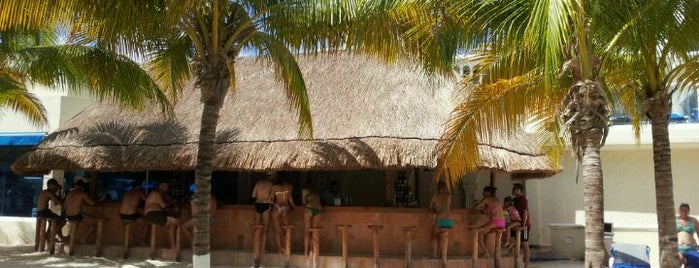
[582,130,606,268]
[647,95,679,268]
[193,59,230,267]
[193,101,219,262]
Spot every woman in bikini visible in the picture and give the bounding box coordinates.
[270,177,295,254]
[302,181,322,256]
[430,180,452,258]
[677,203,699,264]
[473,186,505,257]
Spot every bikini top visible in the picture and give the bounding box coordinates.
[677,217,696,234]
[275,190,289,196]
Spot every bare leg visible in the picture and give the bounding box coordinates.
[166,218,179,250]
[261,209,271,253]
[522,241,530,268]
[431,225,439,258]
[272,210,283,254]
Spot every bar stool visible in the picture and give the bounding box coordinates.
[367,224,384,268]
[400,226,416,268]
[252,224,265,267]
[309,226,323,268]
[336,224,353,268]
[148,223,181,260]
[469,227,480,268]
[282,224,295,264]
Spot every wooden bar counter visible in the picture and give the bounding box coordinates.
[82,204,488,257]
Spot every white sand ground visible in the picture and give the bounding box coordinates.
[0,245,585,268]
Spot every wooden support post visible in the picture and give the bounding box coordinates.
[336,224,352,268]
[282,225,295,264]
[149,224,157,259]
[368,225,383,268]
[48,219,58,255]
[310,227,323,268]
[400,226,416,268]
[252,224,264,267]
[439,228,451,268]
[95,219,104,257]
[122,221,132,259]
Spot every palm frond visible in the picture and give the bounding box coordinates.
[249,31,313,140]
[0,76,47,126]
[147,34,194,103]
[436,72,556,183]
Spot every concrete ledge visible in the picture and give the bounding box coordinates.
[0,217,36,246]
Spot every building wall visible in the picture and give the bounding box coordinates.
[528,124,699,267]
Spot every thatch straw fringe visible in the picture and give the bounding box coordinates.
[12,54,559,178]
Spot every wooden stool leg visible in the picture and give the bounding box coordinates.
[310,228,322,268]
[149,224,157,259]
[368,225,383,268]
[336,225,352,268]
[400,226,416,268]
[174,225,181,261]
[95,220,104,257]
[282,225,295,264]
[514,228,522,268]
[471,229,479,268]
[34,218,42,251]
[123,222,131,259]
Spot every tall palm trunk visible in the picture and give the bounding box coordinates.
[193,58,230,267]
[646,92,679,268]
[562,80,610,268]
[581,130,606,268]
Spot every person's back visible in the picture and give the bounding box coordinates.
[64,183,96,219]
[121,187,145,214]
[145,189,165,214]
[37,179,64,221]
[252,178,274,204]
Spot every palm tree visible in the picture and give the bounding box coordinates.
[53,1,417,266]
[595,1,699,266]
[404,1,610,266]
[0,26,169,127]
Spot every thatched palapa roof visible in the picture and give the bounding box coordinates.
[12,54,559,178]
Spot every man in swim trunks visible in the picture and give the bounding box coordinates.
[144,182,180,249]
[513,183,531,268]
[120,180,146,222]
[64,180,98,255]
[36,179,67,241]
[252,173,275,252]
[430,180,453,258]
[270,176,295,254]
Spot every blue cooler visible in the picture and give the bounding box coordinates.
[685,250,699,267]
[610,243,650,268]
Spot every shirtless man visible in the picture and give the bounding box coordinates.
[36,179,66,241]
[144,182,179,249]
[270,177,295,254]
[120,181,146,222]
[64,180,98,255]
[251,173,275,252]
